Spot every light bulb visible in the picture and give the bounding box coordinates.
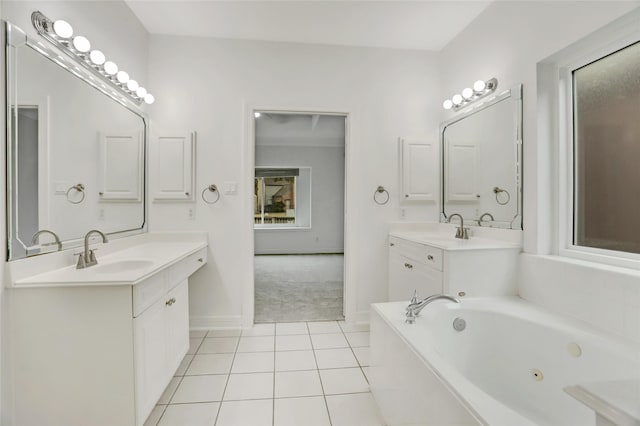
[126,80,139,91]
[89,50,105,65]
[452,94,463,105]
[442,100,453,110]
[53,20,73,39]
[254,112,261,118]
[72,36,90,53]
[103,61,118,75]
[144,94,155,104]
[136,87,147,97]
[116,71,129,84]
[473,80,486,92]
[462,88,473,99]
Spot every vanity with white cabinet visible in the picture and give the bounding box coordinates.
[6,233,207,426]
[388,224,521,301]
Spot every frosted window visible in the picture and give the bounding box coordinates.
[573,40,640,253]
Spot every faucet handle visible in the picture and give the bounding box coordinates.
[409,290,419,305]
[76,253,86,269]
[88,249,97,263]
[462,228,470,239]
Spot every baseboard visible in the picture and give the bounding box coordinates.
[354,310,370,324]
[190,315,243,330]
[254,249,345,255]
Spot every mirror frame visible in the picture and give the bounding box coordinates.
[5,21,148,260]
[439,84,523,229]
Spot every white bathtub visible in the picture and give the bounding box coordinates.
[369,297,640,426]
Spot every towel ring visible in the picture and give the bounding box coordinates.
[374,186,390,205]
[66,183,85,204]
[493,186,510,205]
[202,184,220,204]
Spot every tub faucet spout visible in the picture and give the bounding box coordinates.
[405,294,460,324]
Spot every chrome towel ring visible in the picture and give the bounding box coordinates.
[66,183,85,204]
[202,184,220,204]
[374,185,390,205]
[493,186,510,205]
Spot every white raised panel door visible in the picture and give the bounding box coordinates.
[400,138,436,201]
[389,249,442,302]
[445,139,479,202]
[97,132,143,201]
[153,132,195,201]
[165,280,189,375]
[134,298,168,426]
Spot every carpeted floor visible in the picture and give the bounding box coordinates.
[254,254,344,323]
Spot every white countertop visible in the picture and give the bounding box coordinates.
[389,230,522,251]
[7,232,208,288]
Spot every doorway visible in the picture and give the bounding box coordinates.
[252,112,346,322]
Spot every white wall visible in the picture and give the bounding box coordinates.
[147,35,441,326]
[439,1,640,342]
[0,1,149,422]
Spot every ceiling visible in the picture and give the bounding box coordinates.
[125,0,493,51]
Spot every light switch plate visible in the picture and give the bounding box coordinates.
[223,181,237,195]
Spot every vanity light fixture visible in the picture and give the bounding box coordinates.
[254,112,261,118]
[443,78,498,112]
[31,10,155,105]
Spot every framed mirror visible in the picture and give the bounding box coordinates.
[6,22,147,260]
[440,85,522,229]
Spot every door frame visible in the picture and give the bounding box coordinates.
[243,104,355,326]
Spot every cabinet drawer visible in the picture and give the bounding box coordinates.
[389,236,443,271]
[167,248,207,290]
[133,273,168,318]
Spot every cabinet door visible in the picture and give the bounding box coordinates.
[389,249,442,302]
[152,132,195,201]
[166,280,190,375]
[134,299,168,426]
[400,138,436,201]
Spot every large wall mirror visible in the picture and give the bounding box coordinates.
[6,22,147,260]
[440,85,522,229]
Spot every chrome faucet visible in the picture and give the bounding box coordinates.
[77,229,108,269]
[447,213,469,239]
[478,212,495,226]
[31,229,62,251]
[405,293,460,324]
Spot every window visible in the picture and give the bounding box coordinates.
[254,168,298,226]
[572,40,640,255]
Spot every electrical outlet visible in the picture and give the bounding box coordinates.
[400,208,406,219]
[188,208,195,220]
[99,208,105,220]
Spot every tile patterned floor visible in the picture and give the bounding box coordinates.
[145,321,384,426]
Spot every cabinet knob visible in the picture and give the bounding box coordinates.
[404,263,413,269]
[427,255,434,261]
[405,194,409,198]
[389,243,395,247]
[198,258,203,262]
[166,297,176,306]
[185,192,190,196]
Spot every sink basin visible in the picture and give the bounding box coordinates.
[92,259,156,274]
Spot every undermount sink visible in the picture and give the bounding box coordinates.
[91,259,156,274]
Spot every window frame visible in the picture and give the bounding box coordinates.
[254,175,298,228]
[557,27,640,270]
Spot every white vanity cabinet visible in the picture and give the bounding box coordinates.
[388,233,520,301]
[9,246,206,426]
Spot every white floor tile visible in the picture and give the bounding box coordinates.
[237,335,275,352]
[171,374,228,403]
[311,333,349,349]
[275,350,317,372]
[190,330,207,338]
[223,372,274,400]
[242,323,275,336]
[174,355,194,376]
[307,321,341,334]
[143,405,165,426]
[186,354,234,375]
[216,399,272,426]
[274,396,331,426]
[157,402,219,426]
[207,329,242,338]
[276,334,312,351]
[158,377,180,404]
[276,322,309,335]
[353,347,369,366]
[326,393,384,426]
[345,331,370,348]
[275,370,323,398]
[320,368,369,395]
[188,337,204,355]
[198,337,239,354]
[362,366,370,382]
[231,351,274,373]
[338,321,369,333]
[314,348,358,369]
